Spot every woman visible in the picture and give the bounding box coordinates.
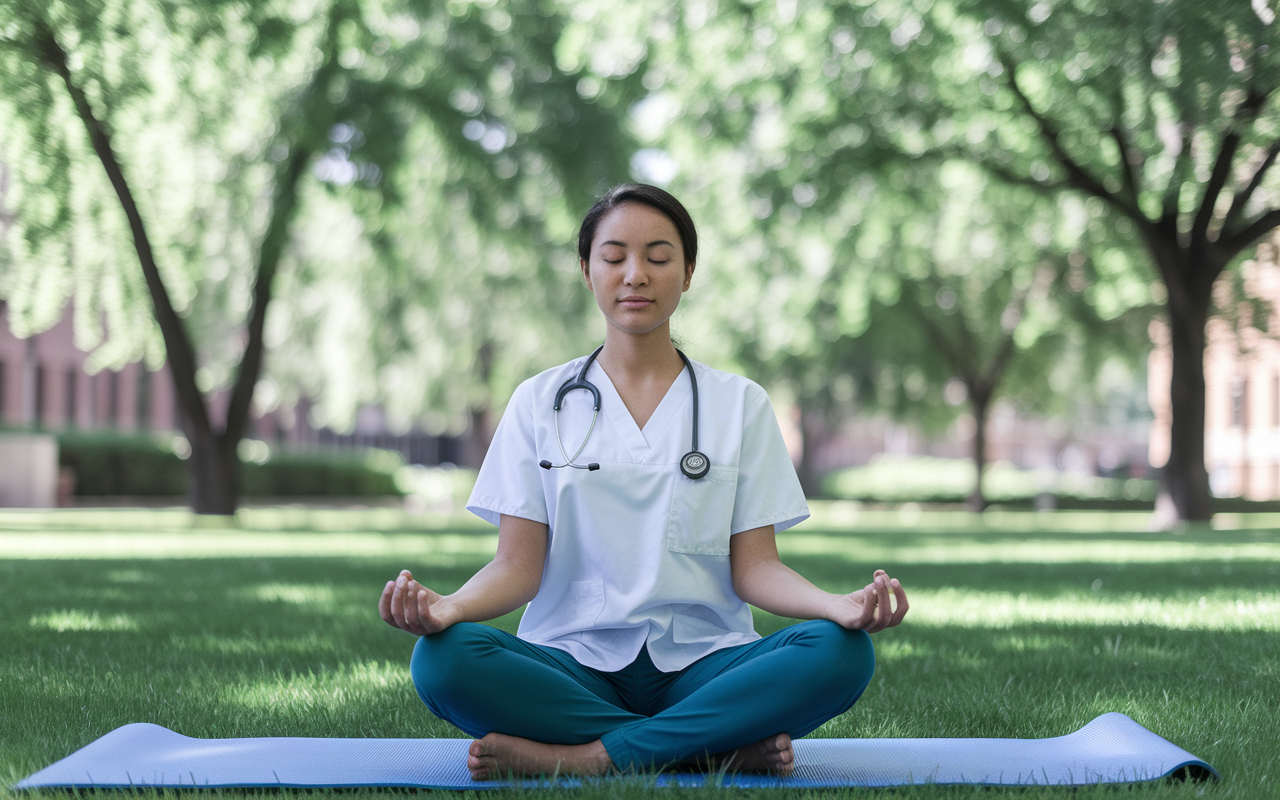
[379,183,908,780]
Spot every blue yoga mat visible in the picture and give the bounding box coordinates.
[16,712,1216,790]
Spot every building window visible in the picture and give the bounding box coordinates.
[34,364,46,427]
[1231,378,1248,428]
[1274,373,1280,428]
[87,373,97,427]
[108,370,120,427]
[136,368,151,431]
[65,368,77,428]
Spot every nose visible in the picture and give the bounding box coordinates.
[623,255,648,286]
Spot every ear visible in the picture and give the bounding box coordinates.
[682,261,696,292]
[581,258,593,292]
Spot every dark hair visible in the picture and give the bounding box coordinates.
[577,183,697,265]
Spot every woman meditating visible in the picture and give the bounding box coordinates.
[378,183,908,780]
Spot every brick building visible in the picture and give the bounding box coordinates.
[0,302,461,467]
[0,304,175,433]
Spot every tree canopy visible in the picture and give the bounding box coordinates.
[3,0,1277,521]
[0,0,635,512]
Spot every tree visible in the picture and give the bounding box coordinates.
[826,165,1147,510]
[609,0,1147,504]
[928,0,1280,522]
[624,0,1280,521]
[0,0,633,512]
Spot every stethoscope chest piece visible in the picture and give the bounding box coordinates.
[681,450,711,480]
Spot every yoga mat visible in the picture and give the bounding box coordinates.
[16,712,1216,790]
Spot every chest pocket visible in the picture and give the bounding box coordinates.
[665,465,738,556]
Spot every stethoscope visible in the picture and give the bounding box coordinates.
[538,345,711,480]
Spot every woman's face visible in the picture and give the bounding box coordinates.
[580,202,694,338]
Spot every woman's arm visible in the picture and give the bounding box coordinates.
[379,514,548,635]
[730,525,908,633]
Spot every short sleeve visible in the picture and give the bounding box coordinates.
[730,386,810,534]
[465,381,550,527]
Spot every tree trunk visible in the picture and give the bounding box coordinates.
[795,406,823,498]
[461,405,493,470]
[461,341,497,469]
[184,425,239,516]
[967,388,991,513]
[1159,290,1213,521]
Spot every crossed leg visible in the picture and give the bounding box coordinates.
[410,621,874,780]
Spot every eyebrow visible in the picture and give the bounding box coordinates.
[600,239,676,248]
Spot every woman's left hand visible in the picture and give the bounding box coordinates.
[823,569,908,633]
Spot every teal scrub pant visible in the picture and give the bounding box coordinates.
[410,619,875,770]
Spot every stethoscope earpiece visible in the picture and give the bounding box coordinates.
[543,346,709,479]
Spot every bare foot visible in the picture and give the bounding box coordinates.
[720,733,795,775]
[467,733,613,781]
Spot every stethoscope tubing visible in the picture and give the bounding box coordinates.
[554,398,599,468]
[542,346,709,479]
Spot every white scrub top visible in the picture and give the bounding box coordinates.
[466,355,810,673]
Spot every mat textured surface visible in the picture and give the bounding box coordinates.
[17,712,1216,790]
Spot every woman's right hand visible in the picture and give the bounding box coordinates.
[823,569,908,633]
[379,569,454,635]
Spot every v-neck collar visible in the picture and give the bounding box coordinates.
[589,360,692,460]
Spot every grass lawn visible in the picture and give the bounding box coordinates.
[1,505,1277,799]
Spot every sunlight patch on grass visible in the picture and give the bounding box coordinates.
[0,507,489,533]
[240,582,341,607]
[804,503,1158,532]
[170,632,344,657]
[29,610,139,632]
[871,639,930,660]
[906,589,1280,630]
[224,661,409,713]
[103,569,154,583]
[989,632,1079,653]
[778,534,1280,565]
[0,531,499,560]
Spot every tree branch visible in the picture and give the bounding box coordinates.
[1110,125,1141,204]
[1224,138,1280,230]
[1161,120,1194,223]
[32,19,213,439]
[999,53,1141,220]
[1218,208,1280,264]
[222,5,344,446]
[1192,134,1243,246]
[1192,90,1268,247]
[980,278,1035,395]
[975,155,1068,193]
[902,283,977,384]
[221,144,311,445]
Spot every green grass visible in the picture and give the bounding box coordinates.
[2,506,1278,799]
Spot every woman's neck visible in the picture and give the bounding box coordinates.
[597,324,683,381]
[596,325,686,430]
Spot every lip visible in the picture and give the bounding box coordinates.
[618,296,654,308]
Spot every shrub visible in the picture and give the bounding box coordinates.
[821,455,1158,508]
[57,431,186,496]
[57,431,403,498]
